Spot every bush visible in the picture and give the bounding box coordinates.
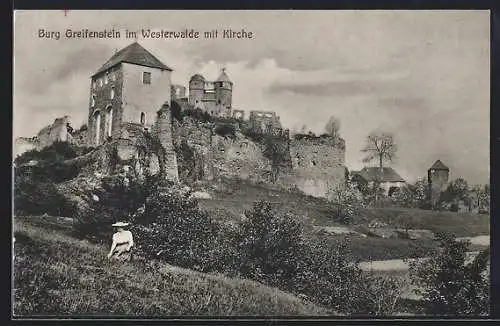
[133,185,223,272]
[409,232,490,316]
[234,201,306,288]
[73,173,150,242]
[327,182,364,224]
[214,124,236,139]
[14,173,77,217]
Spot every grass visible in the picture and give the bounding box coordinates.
[13,217,334,317]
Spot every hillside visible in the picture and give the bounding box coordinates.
[13,217,333,317]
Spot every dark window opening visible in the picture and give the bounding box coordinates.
[311,160,317,166]
[388,187,400,197]
[143,72,151,84]
[140,112,146,125]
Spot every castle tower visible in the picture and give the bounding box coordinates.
[87,42,173,146]
[215,68,233,112]
[154,102,179,182]
[428,159,450,208]
[188,74,206,109]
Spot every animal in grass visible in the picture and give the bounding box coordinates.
[107,222,134,261]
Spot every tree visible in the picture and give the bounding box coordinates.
[361,131,398,171]
[409,232,490,316]
[441,178,470,211]
[414,177,431,209]
[262,135,290,183]
[325,116,341,138]
[327,182,365,224]
[470,184,490,214]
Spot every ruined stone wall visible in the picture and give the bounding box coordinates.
[14,137,38,157]
[286,135,346,197]
[249,111,282,133]
[36,116,73,150]
[153,104,179,182]
[172,117,271,183]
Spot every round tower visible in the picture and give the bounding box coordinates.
[428,159,450,208]
[188,74,205,108]
[215,68,233,109]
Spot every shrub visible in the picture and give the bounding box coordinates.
[409,232,490,316]
[327,182,364,224]
[15,141,78,166]
[214,124,236,139]
[73,173,150,243]
[234,201,306,289]
[14,173,77,217]
[133,185,223,272]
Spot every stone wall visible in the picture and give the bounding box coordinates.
[14,137,38,157]
[36,116,73,150]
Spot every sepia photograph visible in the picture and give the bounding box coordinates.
[12,10,490,318]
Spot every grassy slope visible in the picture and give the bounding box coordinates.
[13,218,332,317]
[197,179,489,261]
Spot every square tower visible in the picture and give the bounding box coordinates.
[88,42,173,146]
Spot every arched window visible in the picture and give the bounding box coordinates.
[140,112,146,125]
[91,94,96,107]
[110,87,115,99]
[93,111,101,145]
[106,106,113,137]
[104,73,109,84]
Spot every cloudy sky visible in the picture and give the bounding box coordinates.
[13,10,490,184]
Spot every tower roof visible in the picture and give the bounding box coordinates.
[92,42,172,77]
[190,74,206,82]
[216,68,232,83]
[429,160,449,171]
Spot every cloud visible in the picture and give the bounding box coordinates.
[12,10,490,184]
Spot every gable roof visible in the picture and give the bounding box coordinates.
[429,159,449,171]
[92,42,172,77]
[353,167,406,183]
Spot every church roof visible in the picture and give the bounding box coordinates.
[216,69,232,83]
[429,160,449,171]
[352,167,406,183]
[92,42,172,77]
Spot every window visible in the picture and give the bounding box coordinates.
[99,78,103,87]
[110,87,115,99]
[106,107,113,137]
[92,81,96,89]
[110,72,116,81]
[142,72,151,84]
[140,112,146,125]
[104,73,109,84]
[91,94,96,107]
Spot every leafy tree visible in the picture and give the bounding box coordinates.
[409,232,490,316]
[414,177,431,209]
[262,135,290,183]
[327,182,364,223]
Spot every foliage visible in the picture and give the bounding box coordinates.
[170,101,184,121]
[354,274,405,316]
[262,135,290,183]
[14,173,77,217]
[469,184,490,214]
[414,177,431,209]
[327,182,365,223]
[409,232,490,316]
[392,185,418,208]
[174,139,197,182]
[214,123,236,139]
[361,131,397,169]
[15,141,79,166]
[183,108,212,123]
[133,185,223,272]
[234,201,306,289]
[73,173,151,243]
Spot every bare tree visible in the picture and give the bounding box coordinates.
[361,131,398,172]
[325,116,341,138]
